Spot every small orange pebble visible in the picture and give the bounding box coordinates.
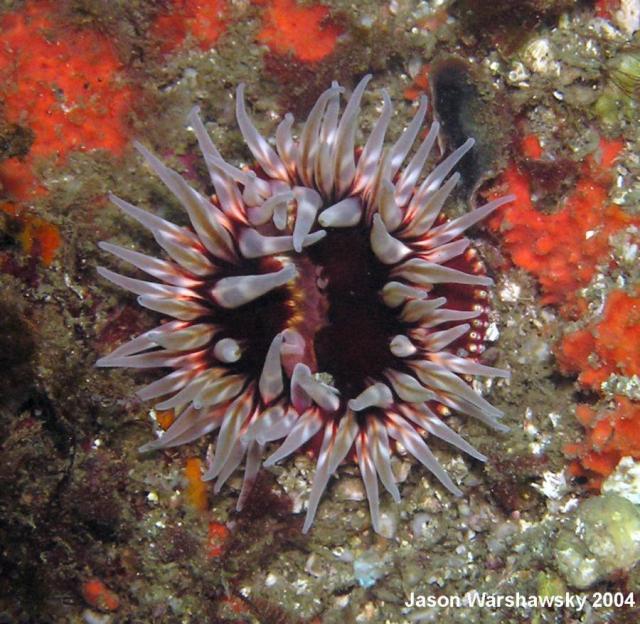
[520,134,543,160]
[404,65,430,101]
[19,215,62,266]
[416,8,449,32]
[207,521,231,558]
[1,202,61,266]
[151,0,228,54]
[155,409,176,431]
[257,0,342,63]
[184,457,208,512]
[595,0,620,20]
[81,578,120,612]
[219,594,251,616]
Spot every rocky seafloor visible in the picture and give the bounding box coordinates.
[1,1,640,622]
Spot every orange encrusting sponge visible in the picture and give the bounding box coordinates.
[257,0,342,62]
[559,290,640,487]
[151,0,228,54]
[565,397,640,490]
[488,138,634,318]
[0,1,134,200]
[557,290,640,390]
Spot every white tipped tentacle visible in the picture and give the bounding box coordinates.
[389,95,428,175]
[136,368,195,402]
[292,187,323,252]
[318,197,363,228]
[394,120,440,207]
[276,113,297,176]
[315,82,342,196]
[418,306,482,328]
[428,351,511,379]
[353,89,392,194]
[348,383,393,411]
[154,229,216,277]
[211,264,296,308]
[97,267,198,300]
[378,179,404,232]
[192,374,246,409]
[405,173,461,238]
[426,194,515,248]
[423,324,471,352]
[419,238,470,264]
[370,214,412,264]
[137,295,209,321]
[96,326,166,364]
[202,153,271,205]
[100,349,206,371]
[368,415,400,502]
[381,281,427,308]
[407,404,487,462]
[187,107,245,220]
[392,258,493,287]
[236,83,290,181]
[410,359,504,420]
[291,363,340,413]
[419,137,474,197]
[134,142,237,263]
[332,74,372,196]
[297,85,343,187]
[203,390,254,481]
[139,405,223,452]
[212,438,247,494]
[109,194,215,276]
[263,408,324,467]
[385,369,436,403]
[246,191,293,226]
[303,412,358,533]
[155,368,221,410]
[400,297,447,323]
[259,333,285,404]
[147,322,217,351]
[236,439,264,510]
[98,241,201,288]
[356,429,381,532]
[256,407,298,444]
[213,338,242,363]
[389,334,417,357]
[239,227,325,258]
[386,411,462,496]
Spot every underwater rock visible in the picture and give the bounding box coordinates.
[353,549,387,588]
[555,493,640,589]
[602,456,640,505]
[430,57,509,199]
[0,298,36,408]
[454,0,578,53]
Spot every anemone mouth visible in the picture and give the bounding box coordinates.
[97,75,514,535]
[306,227,399,394]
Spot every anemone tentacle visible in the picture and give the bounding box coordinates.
[99,75,513,533]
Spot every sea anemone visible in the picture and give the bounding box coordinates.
[98,75,512,534]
